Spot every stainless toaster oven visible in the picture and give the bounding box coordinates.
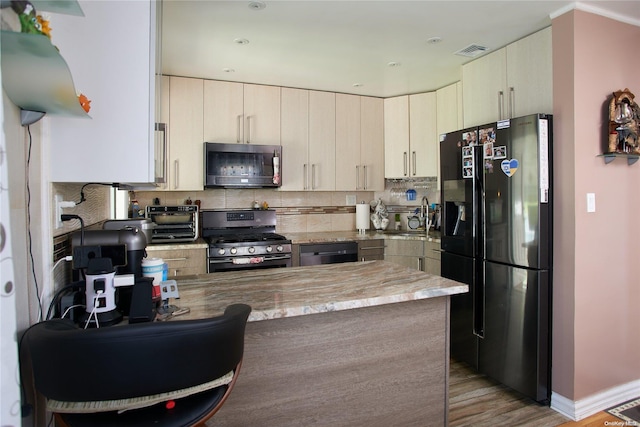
[145,205,198,243]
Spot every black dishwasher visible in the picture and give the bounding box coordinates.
[299,242,358,266]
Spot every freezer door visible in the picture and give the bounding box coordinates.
[478,261,550,403]
[442,251,478,369]
[481,115,551,269]
[440,129,481,258]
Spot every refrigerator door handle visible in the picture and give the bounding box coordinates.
[473,262,485,338]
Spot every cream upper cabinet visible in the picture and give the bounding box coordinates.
[335,94,384,191]
[505,27,552,118]
[280,87,309,191]
[48,0,159,184]
[384,93,438,179]
[384,96,410,178]
[359,96,384,191]
[336,94,361,191]
[462,27,552,127]
[308,91,336,191]
[243,84,281,145]
[166,76,204,191]
[436,82,463,136]
[203,81,280,145]
[435,82,463,191]
[409,92,438,178]
[203,80,244,143]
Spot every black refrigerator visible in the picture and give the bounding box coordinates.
[440,113,552,404]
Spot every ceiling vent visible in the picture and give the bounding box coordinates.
[454,44,490,58]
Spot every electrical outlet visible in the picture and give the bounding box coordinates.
[55,194,64,228]
[346,195,356,205]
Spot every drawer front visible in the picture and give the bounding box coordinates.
[358,239,385,261]
[385,239,424,257]
[424,241,442,261]
[145,249,207,276]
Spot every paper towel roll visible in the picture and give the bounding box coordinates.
[356,203,370,232]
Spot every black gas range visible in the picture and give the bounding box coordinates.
[201,209,292,273]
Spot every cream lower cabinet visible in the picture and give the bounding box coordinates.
[335,94,384,191]
[384,239,425,271]
[462,27,552,127]
[145,247,207,277]
[384,93,438,179]
[164,76,204,191]
[424,240,442,276]
[358,239,385,262]
[203,80,280,145]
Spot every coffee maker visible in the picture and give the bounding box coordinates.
[71,226,153,326]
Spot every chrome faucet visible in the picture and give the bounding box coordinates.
[420,196,429,219]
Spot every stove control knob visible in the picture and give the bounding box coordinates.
[276,245,283,252]
[266,246,273,253]
[230,247,237,255]
[248,247,255,254]
[217,248,225,256]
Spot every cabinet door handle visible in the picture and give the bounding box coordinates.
[174,159,179,189]
[356,165,360,190]
[498,90,504,120]
[509,87,515,118]
[403,152,408,176]
[418,257,424,271]
[303,164,308,190]
[246,115,252,143]
[236,115,242,143]
[363,165,368,190]
[412,151,417,176]
[312,164,316,190]
[154,123,167,184]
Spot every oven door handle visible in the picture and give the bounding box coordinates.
[209,255,291,264]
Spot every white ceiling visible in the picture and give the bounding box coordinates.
[161,1,640,98]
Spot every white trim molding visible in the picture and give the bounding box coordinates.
[551,379,640,421]
[550,2,640,28]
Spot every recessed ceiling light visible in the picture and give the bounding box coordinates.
[427,37,442,45]
[248,1,266,10]
[234,38,250,45]
[223,68,235,73]
[387,62,401,67]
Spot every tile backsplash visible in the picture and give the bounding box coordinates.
[131,178,439,235]
[132,189,375,234]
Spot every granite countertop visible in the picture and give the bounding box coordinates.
[174,260,466,322]
[286,230,441,244]
[146,238,208,250]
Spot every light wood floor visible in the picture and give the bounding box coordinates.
[449,359,622,427]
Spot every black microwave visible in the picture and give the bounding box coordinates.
[204,142,282,188]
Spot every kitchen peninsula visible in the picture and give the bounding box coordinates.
[174,260,467,426]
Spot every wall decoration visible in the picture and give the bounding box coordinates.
[607,88,640,154]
